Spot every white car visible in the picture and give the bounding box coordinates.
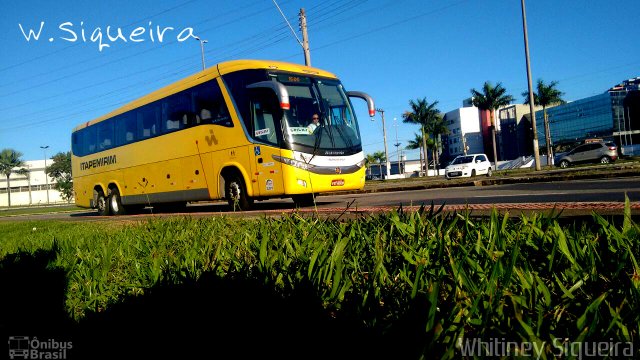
[445,154,493,179]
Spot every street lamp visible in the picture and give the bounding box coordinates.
[194,36,208,71]
[393,117,401,175]
[40,145,50,204]
[374,108,391,179]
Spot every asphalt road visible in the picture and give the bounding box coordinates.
[4,177,640,221]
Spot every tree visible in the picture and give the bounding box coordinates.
[372,151,386,178]
[522,79,565,167]
[405,133,425,175]
[365,153,377,177]
[46,151,74,202]
[0,149,28,207]
[430,115,449,170]
[471,82,514,170]
[402,98,441,176]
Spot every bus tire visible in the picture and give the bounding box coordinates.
[109,188,126,216]
[97,191,110,216]
[225,174,253,211]
[292,194,315,208]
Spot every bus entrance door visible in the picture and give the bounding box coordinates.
[252,145,284,197]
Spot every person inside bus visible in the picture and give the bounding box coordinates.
[307,113,320,133]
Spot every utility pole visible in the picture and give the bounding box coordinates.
[299,8,311,66]
[521,0,541,171]
[272,1,310,66]
[375,108,391,179]
[40,145,50,204]
[393,117,401,175]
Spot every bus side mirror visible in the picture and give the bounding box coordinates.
[346,91,375,119]
[247,81,290,110]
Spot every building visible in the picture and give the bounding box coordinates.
[0,159,67,207]
[534,77,640,153]
[441,101,485,164]
[497,104,543,160]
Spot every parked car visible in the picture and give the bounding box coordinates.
[445,154,492,179]
[556,142,618,168]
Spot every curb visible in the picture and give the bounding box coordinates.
[323,167,640,196]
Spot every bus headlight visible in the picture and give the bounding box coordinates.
[272,155,315,171]
[355,159,365,168]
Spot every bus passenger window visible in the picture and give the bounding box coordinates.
[138,104,160,139]
[82,125,97,156]
[97,120,114,151]
[193,80,232,127]
[115,113,136,146]
[162,93,192,133]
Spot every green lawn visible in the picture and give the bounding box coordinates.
[0,204,85,217]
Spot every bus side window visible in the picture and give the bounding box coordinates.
[97,119,115,151]
[250,89,281,145]
[193,80,233,127]
[137,103,160,139]
[72,133,80,156]
[162,92,193,133]
[115,113,136,146]
[82,125,97,156]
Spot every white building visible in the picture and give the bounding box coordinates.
[0,159,68,207]
[441,101,485,162]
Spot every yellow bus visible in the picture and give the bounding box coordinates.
[71,59,375,215]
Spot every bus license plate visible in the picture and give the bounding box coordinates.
[331,179,345,186]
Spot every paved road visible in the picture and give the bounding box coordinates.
[4,177,640,221]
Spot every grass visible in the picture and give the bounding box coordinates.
[0,204,84,217]
[1,203,638,358]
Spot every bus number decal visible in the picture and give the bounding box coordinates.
[255,128,270,137]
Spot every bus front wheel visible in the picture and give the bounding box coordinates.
[225,174,253,211]
[292,194,315,208]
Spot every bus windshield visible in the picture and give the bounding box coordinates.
[223,70,362,156]
[276,74,361,154]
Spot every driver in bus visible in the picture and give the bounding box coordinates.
[307,113,320,133]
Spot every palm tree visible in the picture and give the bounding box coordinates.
[471,82,514,170]
[0,149,28,207]
[522,79,565,167]
[402,98,440,176]
[365,153,377,176]
[372,151,386,178]
[406,133,425,175]
[430,115,449,170]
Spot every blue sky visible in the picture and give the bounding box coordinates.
[1,0,638,161]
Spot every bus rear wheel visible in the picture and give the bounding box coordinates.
[97,191,110,216]
[109,188,126,216]
[225,174,253,211]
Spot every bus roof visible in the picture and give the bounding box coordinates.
[72,59,338,132]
